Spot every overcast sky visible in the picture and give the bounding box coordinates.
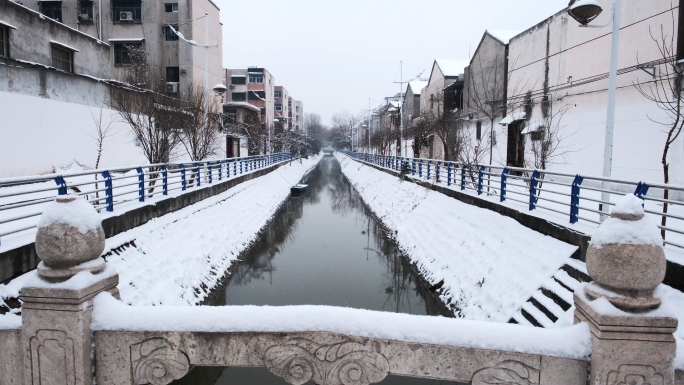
[214,0,569,125]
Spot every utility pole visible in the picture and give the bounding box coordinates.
[393,61,406,158]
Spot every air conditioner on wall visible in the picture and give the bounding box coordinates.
[119,11,133,21]
[165,82,178,93]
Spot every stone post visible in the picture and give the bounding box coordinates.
[20,197,119,385]
[574,194,677,385]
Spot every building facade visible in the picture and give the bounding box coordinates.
[224,67,275,128]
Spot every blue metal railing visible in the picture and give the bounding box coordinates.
[0,153,294,244]
[341,151,684,249]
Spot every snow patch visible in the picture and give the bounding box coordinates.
[37,196,102,234]
[92,292,591,360]
[589,195,662,248]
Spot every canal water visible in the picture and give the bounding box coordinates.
[173,155,461,385]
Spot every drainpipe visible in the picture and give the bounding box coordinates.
[98,0,102,40]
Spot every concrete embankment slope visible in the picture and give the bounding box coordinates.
[336,153,577,324]
[0,157,320,307]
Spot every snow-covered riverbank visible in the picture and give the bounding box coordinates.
[336,153,578,323]
[0,156,320,308]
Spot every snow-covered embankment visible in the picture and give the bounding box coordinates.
[336,153,578,323]
[0,156,320,307]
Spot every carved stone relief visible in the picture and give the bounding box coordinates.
[264,338,390,385]
[606,365,664,385]
[130,338,190,385]
[471,360,540,385]
[30,329,76,385]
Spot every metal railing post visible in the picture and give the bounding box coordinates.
[412,159,416,176]
[102,170,113,212]
[427,161,432,180]
[136,167,144,202]
[447,163,452,186]
[54,175,67,195]
[161,165,168,196]
[570,175,584,224]
[634,182,650,199]
[180,164,187,191]
[419,159,423,178]
[529,170,540,210]
[461,165,466,190]
[240,159,243,174]
[208,162,213,184]
[477,166,485,195]
[195,163,201,187]
[233,159,237,176]
[500,167,509,202]
[436,162,441,183]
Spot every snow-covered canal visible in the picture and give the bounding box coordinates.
[174,155,461,385]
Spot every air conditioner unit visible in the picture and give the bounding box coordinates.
[119,11,133,21]
[78,13,92,21]
[165,82,178,93]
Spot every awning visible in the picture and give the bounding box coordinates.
[50,40,80,52]
[499,111,526,126]
[0,20,18,29]
[108,38,145,42]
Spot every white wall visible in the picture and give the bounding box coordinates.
[0,91,147,177]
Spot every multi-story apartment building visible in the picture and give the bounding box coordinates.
[18,0,222,92]
[292,99,303,132]
[274,85,290,129]
[223,67,275,128]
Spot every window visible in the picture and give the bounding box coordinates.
[78,0,94,22]
[164,3,178,12]
[248,74,264,83]
[112,1,141,21]
[231,76,246,85]
[224,108,237,124]
[51,44,74,73]
[0,26,9,58]
[232,92,246,101]
[476,121,482,141]
[260,108,266,116]
[166,67,179,82]
[274,91,282,98]
[114,42,142,64]
[530,127,545,142]
[164,25,178,41]
[296,106,299,112]
[288,102,291,107]
[248,91,265,101]
[288,112,292,118]
[40,2,63,22]
[275,104,282,111]
[430,94,434,109]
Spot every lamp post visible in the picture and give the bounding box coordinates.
[568,0,620,219]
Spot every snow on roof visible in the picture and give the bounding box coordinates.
[0,20,18,29]
[50,40,80,52]
[487,30,522,44]
[108,38,145,42]
[499,111,526,126]
[230,75,246,77]
[223,101,260,112]
[435,59,469,77]
[407,80,428,95]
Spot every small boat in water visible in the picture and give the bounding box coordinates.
[291,184,308,194]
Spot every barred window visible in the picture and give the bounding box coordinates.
[78,0,94,22]
[248,74,264,83]
[164,3,177,12]
[231,76,246,85]
[166,67,179,82]
[164,25,178,41]
[275,104,282,111]
[40,1,63,22]
[112,0,141,21]
[274,91,282,98]
[0,26,9,58]
[114,42,142,64]
[51,44,74,73]
[232,92,246,101]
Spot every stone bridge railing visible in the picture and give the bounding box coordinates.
[0,190,680,385]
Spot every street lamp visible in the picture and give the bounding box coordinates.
[362,124,370,151]
[568,0,620,219]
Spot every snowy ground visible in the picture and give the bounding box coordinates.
[0,156,319,307]
[335,153,578,323]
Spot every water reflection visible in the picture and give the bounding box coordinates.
[173,156,460,385]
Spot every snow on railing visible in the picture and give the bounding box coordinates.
[0,153,294,246]
[342,151,684,250]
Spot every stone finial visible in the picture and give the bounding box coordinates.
[585,194,666,312]
[35,196,106,280]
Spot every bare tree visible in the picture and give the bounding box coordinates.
[525,97,578,171]
[421,92,463,162]
[178,83,222,161]
[332,110,363,150]
[87,105,117,204]
[635,10,683,240]
[108,45,182,165]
